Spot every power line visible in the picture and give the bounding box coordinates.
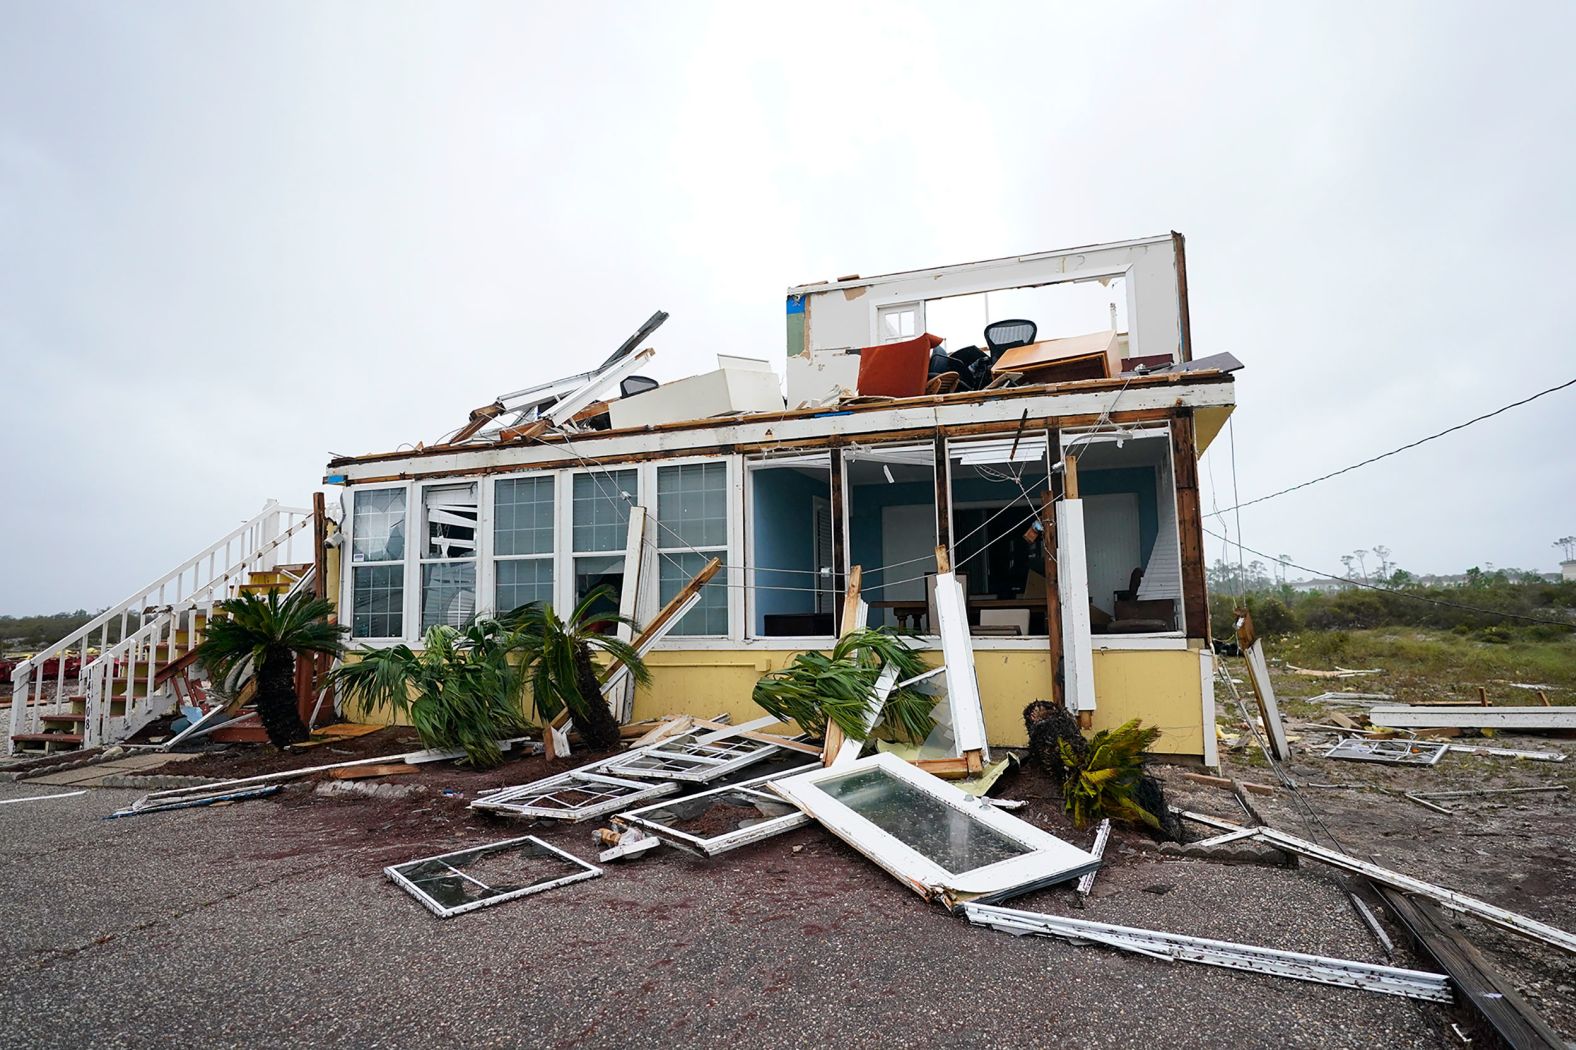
[1216,377,1576,514]
[1205,527,1576,629]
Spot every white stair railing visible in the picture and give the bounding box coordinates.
[7,500,315,753]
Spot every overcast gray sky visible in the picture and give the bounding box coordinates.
[3,1,1574,614]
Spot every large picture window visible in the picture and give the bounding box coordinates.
[572,469,638,619]
[419,482,478,631]
[493,475,554,614]
[747,455,835,638]
[656,461,729,636]
[350,487,407,638]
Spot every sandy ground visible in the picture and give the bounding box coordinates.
[9,720,1567,1049]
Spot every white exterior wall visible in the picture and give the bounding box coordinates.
[786,234,1186,404]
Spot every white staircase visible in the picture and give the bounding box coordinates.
[7,501,316,756]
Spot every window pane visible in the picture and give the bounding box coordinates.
[351,488,406,563]
[820,766,1027,873]
[352,564,404,638]
[657,461,727,549]
[660,551,728,636]
[496,558,553,615]
[494,476,554,557]
[421,561,476,631]
[572,469,637,552]
[574,555,624,623]
[423,483,478,560]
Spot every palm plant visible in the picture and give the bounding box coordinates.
[505,587,648,752]
[752,627,936,744]
[196,591,347,749]
[330,618,530,768]
[1060,718,1163,830]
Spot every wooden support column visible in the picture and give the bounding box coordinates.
[933,430,951,556]
[1040,487,1063,710]
[300,491,331,727]
[1171,409,1210,643]
[828,447,848,633]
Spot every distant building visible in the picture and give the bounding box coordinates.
[1563,560,1576,583]
[1287,578,1348,594]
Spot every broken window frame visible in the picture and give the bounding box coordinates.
[1058,424,1186,639]
[346,484,411,640]
[1324,736,1448,766]
[417,480,480,631]
[942,433,1055,639]
[770,752,1100,906]
[468,768,681,822]
[384,834,601,918]
[743,453,838,642]
[570,466,640,614]
[842,443,939,632]
[613,762,821,856]
[604,715,805,784]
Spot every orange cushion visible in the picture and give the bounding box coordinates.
[856,333,944,399]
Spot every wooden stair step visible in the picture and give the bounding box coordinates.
[40,712,87,724]
[11,732,84,745]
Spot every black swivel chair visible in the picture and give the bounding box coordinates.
[983,319,1038,363]
[620,376,660,398]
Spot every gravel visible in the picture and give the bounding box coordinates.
[0,759,1483,1049]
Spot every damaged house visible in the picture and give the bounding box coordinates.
[314,232,1237,761]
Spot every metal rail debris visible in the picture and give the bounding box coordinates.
[960,902,1452,1002]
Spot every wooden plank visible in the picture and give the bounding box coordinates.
[1376,889,1565,1050]
[1170,410,1210,641]
[497,418,550,443]
[1061,454,1080,500]
[333,407,1195,484]
[821,565,865,766]
[327,764,420,781]
[914,757,972,779]
[688,719,823,756]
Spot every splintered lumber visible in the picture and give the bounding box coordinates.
[1377,890,1567,1049]
[821,565,866,766]
[1251,827,1576,956]
[1180,772,1277,796]
[327,764,420,781]
[1370,705,1576,731]
[688,718,824,756]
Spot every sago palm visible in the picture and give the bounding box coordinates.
[506,587,648,752]
[196,591,347,748]
[330,619,531,769]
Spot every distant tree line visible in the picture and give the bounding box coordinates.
[0,610,133,650]
[1208,561,1576,642]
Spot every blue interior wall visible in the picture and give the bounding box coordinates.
[848,480,936,598]
[1078,467,1159,562]
[751,469,828,632]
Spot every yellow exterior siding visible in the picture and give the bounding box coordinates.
[631,646,1208,757]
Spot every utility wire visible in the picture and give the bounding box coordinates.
[1205,527,1576,629]
[1214,377,1576,514]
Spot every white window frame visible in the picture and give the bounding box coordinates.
[841,443,938,632]
[943,433,1054,639]
[488,471,557,618]
[652,457,733,639]
[875,300,925,344]
[415,479,480,634]
[343,482,413,642]
[568,465,641,618]
[1058,423,1187,643]
[770,752,1101,905]
[743,453,837,644]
